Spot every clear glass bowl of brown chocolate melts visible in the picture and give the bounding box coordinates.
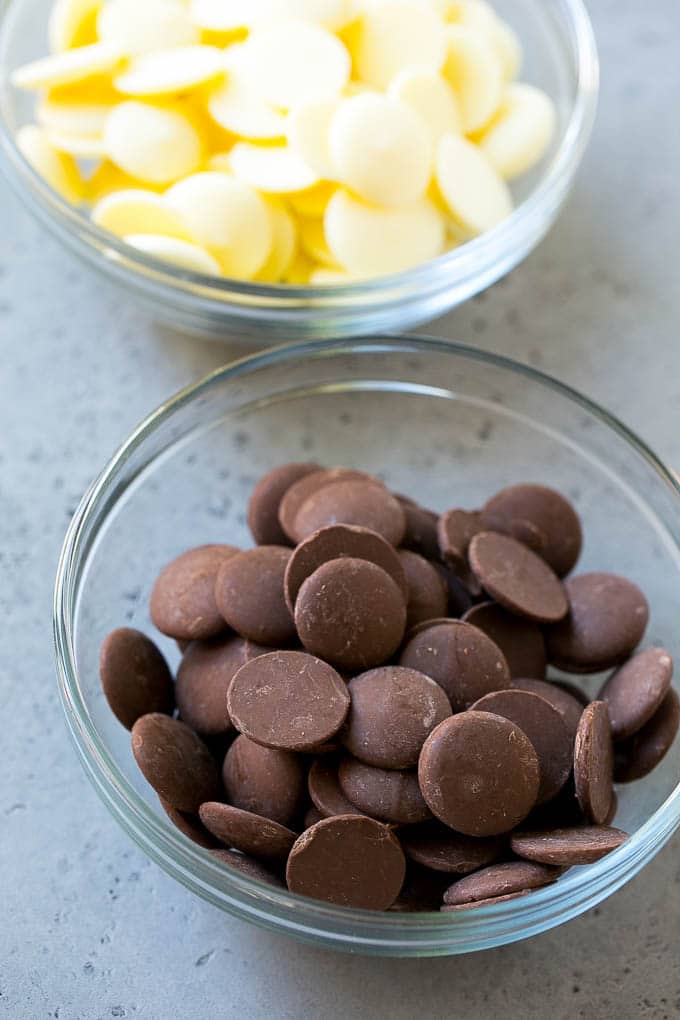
[55,336,680,957]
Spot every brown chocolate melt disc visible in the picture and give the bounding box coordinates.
[286,815,406,910]
[468,532,568,624]
[418,712,540,837]
[247,462,320,546]
[574,701,614,824]
[598,646,673,741]
[227,650,350,752]
[150,544,239,641]
[131,713,221,813]
[214,545,296,646]
[100,627,174,730]
[481,484,582,577]
[199,802,297,859]
[510,825,628,865]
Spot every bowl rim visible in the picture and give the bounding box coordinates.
[54,335,680,952]
[0,0,599,302]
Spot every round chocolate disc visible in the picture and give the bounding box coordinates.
[443,861,560,906]
[150,544,238,641]
[399,621,511,712]
[598,646,673,741]
[418,712,540,836]
[399,550,449,629]
[209,848,284,887]
[574,701,614,824]
[214,545,296,646]
[284,523,407,613]
[199,802,297,859]
[511,677,585,744]
[510,825,628,866]
[131,713,221,813]
[247,462,320,546]
[396,496,440,561]
[338,759,432,825]
[294,479,406,547]
[469,532,568,624]
[175,634,247,735]
[308,758,365,818]
[470,689,572,805]
[441,891,530,912]
[481,484,582,577]
[398,821,505,874]
[222,734,306,827]
[614,688,680,782]
[295,558,406,671]
[286,815,406,910]
[100,627,174,730]
[227,650,350,751]
[342,665,451,769]
[437,509,482,572]
[278,468,379,543]
[546,573,649,673]
[463,602,547,679]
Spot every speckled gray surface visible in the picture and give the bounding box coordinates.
[1,2,680,1017]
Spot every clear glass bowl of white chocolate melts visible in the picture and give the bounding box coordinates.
[0,0,598,340]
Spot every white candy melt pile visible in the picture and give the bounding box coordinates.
[12,0,556,283]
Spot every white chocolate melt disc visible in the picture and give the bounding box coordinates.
[445,1,520,80]
[45,129,107,157]
[16,124,84,202]
[325,188,445,275]
[263,0,354,30]
[164,171,272,277]
[388,67,461,146]
[443,24,502,132]
[241,20,350,109]
[37,94,113,137]
[98,0,199,56]
[435,131,512,234]
[208,70,286,141]
[353,1,447,91]
[104,101,203,185]
[48,0,102,52]
[480,83,555,178]
[92,188,190,238]
[328,93,431,206]
[188,0,256,31]
[255,199,298,281]
[11,43,122,91]
[114,45,224,96]
[123,233,221,274]
[287,98,339,179]
[229,141,319,193]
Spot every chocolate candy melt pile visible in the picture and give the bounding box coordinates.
[100,468,679,913]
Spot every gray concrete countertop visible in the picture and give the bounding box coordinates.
[1,2,679,1017]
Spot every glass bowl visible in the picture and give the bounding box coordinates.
[1,0,598,340]
[54,336,680,956]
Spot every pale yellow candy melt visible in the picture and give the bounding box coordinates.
[124,233,222,274]
[229,142,320,193]
[98,0,199,56]
[287,98,339,179]
[241,20,351,109]
[92,188,191,238]
[48,0,103,52]
[328,93,431,206]
[16,124,84,202]
[353,1,447,91]
[208,70,287,141]
[388,68,461,146]
[255,199,298,281]
[325,189,445,275]
[445,1,520,80]
[113,45,225,96]
[164,171,272,277]
[443,24,503,132]
[11,43,122,91]
[436,131,512,235]
[37,94,113,136]
[480,83,555,179]
[104,101,203,184]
